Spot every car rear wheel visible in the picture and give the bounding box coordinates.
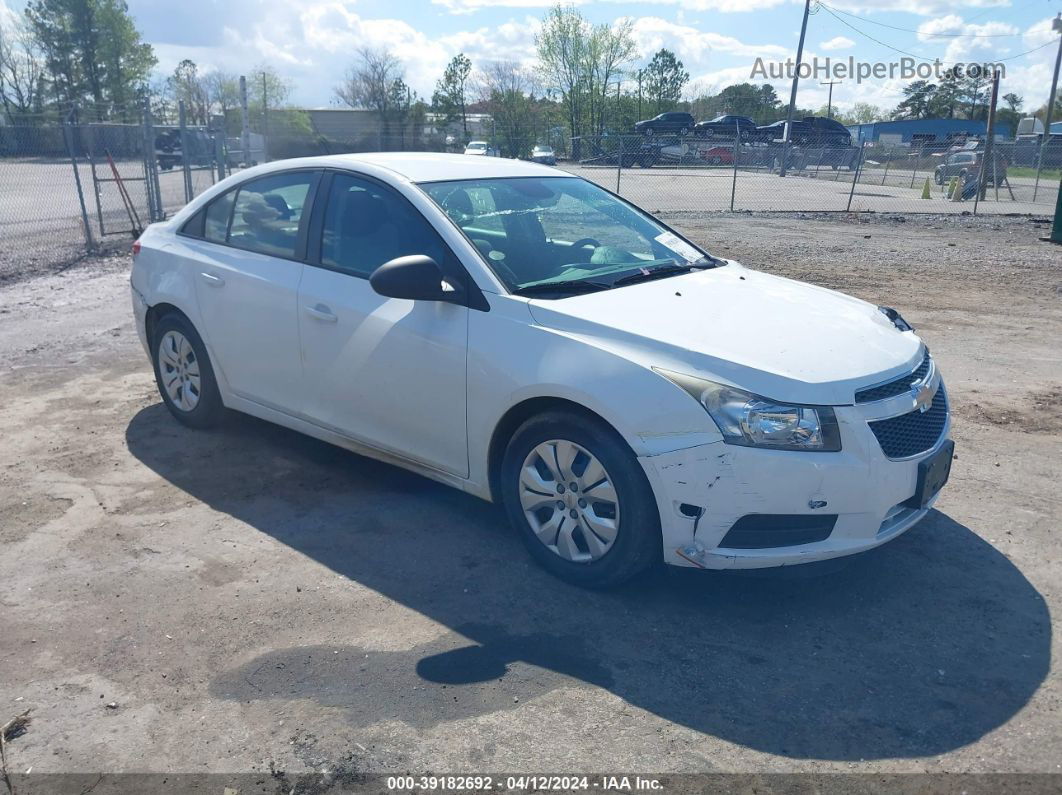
[501,412,660,588]
[152,313,224,429]
[934,170,944,185]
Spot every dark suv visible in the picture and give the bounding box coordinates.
[694,114,756,138]
[934,150,1007,186]
[802,116,852,147]
[634,112,695,136]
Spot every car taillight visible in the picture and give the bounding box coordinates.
[132,240,141,257]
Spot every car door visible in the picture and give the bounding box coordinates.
[185,169,320,412]
[297,171,470,477]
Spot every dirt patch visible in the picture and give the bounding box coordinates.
[956,386,1062,435]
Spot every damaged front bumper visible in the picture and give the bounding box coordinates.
[638,415,951,570]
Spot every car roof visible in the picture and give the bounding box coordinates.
[231,152,566,183]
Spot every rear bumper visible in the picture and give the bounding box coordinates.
[639,406,952,570]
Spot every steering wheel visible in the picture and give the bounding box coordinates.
[570,238,600,250]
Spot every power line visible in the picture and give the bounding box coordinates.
[819,2,1024,38]
[818,4,1056,66]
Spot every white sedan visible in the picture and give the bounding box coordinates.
[130,153,952,587]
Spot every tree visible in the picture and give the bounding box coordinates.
[168,59,208,124]
[585,18,635,135]
[0,14,44,121]
[537,4,591,148]
[248,64,291,133]
[478,60,539,157]
[432,53,471,138]
[996,92,1023,137]
[204,70,240,119]
[891,80,936,120]
[334,48,407,142]
[643,48,688,114]
[25,0,154,118]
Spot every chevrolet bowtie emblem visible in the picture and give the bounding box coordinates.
[911,381,934,413]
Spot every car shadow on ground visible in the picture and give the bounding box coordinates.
[125,403,1050,761]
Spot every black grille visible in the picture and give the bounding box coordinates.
[868,387,948,459]
[719,514,837,549]
[855,353,931,403]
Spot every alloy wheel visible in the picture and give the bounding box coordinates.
[158,330,201,411]
[518,439,620,564]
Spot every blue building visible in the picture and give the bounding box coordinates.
[846,118,1012,145]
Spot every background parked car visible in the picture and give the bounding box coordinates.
[464,141,499,157]
[694,115,756,139]
[802,116,852,148]
[530,144,556,165]
[700,145,734,165]
[934,150,1008,186]
[750,119,812,144]
[634,112,695,137]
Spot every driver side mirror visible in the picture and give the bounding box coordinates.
[369,255,465,304]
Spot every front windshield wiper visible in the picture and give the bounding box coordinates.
[512,279,613,296]
[610,262,710,287]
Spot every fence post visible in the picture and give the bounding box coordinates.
[239,75,251,167]
[64,108,95,253]
[730,119,740,212]
[615,135,622,194]
[880,150,891,186]
[215,131,226,182]
[179,100,193,204]
[846,145,865,212]
[141,98,163,222]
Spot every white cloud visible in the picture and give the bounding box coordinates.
[820,36,855,51]
[629,16,789,70]
[827,0,1010,16]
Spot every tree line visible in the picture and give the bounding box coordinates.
[1,0,1055,151]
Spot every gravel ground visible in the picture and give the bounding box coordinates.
[0,212,1060,782]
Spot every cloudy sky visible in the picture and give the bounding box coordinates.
[5,0,1061,115]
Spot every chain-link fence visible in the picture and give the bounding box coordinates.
[556,134,1059,216]
[2,111,1060,284]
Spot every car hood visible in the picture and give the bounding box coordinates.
[526,262,923,405]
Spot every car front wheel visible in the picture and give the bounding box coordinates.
[152,313,224,429]
[501,412,660,588]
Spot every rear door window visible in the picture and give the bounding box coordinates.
[228,172,315,258]
[204,189,236,243]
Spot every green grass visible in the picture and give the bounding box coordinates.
[1008,167,1062,181]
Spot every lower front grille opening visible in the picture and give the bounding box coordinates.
[718,513,838,550]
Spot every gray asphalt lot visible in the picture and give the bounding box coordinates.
[0,212,1059,780]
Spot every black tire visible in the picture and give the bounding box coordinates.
[151,313,225,429]
[644,127,654,136]
[679,127,689,136]
[709,156,722,165]
[934,170,944,185]
[500,411,661,588]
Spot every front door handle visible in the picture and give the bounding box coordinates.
[199,271,225,287]
[304,304,338,323]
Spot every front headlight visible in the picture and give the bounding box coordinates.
[654,368,841,452]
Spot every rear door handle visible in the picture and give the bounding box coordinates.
[304,304,338,323]
[199,271,225,287]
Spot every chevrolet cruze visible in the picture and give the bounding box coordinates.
[130,153,952,587]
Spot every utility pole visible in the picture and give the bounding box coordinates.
[821,80,841,119]
[780,0,812,177]
[239,75,250,168]
[637,70,643,120]
[974,68,1000,212]
[262,72,268,139]
[1033,13,1062,202]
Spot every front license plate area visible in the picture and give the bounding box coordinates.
[906,440,954,509]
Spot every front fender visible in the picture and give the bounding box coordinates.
[466,296,721,494]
